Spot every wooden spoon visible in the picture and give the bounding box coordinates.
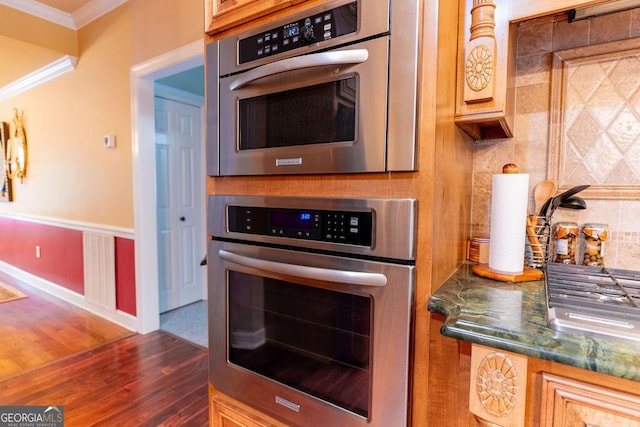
[534,180,558,217]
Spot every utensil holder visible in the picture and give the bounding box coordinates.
[524,215,551,268]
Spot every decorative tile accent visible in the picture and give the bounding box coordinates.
[548,37,640,199]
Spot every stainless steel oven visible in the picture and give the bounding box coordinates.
[206,0,421,176]
[208,195,416,426]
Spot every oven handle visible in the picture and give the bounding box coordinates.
[229,49,369,91]
[218,249,387,287]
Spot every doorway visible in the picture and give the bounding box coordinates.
[131,41,205,335]
[154,83,205,314]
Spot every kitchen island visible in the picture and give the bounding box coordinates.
[428,262,640,382]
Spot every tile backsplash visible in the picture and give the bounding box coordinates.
[471,9,640,270]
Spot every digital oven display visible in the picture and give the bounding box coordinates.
[227,205,372,246]
[283,25,299,38]
[270,210,313,228]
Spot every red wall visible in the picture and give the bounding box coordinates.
[0,217,84,294]
[0,217,136,316]
[115,237,136,316]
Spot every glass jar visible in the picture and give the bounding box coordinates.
[553,222,578,264]
[581,223,608,267]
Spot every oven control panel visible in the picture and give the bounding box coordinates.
[228,205,372,246]
[238,1,358,64]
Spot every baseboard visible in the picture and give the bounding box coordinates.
[0,261,137,332]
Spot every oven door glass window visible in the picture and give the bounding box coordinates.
[228,271,371,418]
[238,77,357,150]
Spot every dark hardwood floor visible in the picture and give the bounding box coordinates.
[0,332,209,426]
[0,272,133,378]
[0,273,209,426]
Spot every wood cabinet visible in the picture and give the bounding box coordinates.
[466,345,640,426]
[205,0,307,35]
[210,387,289,427]
[540,374,640,427]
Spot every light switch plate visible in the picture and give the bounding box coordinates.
[104,134,116,148]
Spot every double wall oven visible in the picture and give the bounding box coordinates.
[208,195,417,426]
[206,0,421,176]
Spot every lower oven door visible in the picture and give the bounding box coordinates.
[208,239,414,426]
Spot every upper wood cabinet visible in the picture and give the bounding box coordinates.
[205,0,307,35]
[455,0,515,140]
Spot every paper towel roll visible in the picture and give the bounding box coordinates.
[489,173,529,274]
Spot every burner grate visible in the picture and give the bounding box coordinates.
[545,263,640,341]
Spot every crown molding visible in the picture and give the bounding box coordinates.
[0,0,128,30]
[73,0,128,29]
[0,55,78,102]
[0,0,74,28]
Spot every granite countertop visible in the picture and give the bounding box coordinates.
[428,263,640,382]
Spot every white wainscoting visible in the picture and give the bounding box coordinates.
[83,231,117,312]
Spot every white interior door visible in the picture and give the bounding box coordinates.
[155,96,204,313]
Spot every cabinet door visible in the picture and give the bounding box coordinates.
[540,373,640,426]
[211,394,289,427]
[205,0,295,34]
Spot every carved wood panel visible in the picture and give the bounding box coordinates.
[469,344,528,426]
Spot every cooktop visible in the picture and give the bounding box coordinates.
[545,263,640,342]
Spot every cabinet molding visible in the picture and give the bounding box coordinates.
[455,0,516,140]
[463,0,497,104]
[540,373,640,426]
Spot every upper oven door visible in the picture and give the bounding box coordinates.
[218,36,389,176]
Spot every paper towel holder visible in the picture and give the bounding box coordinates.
[473,163,544,282]
[472,263,543,282]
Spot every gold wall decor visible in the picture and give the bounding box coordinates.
[549,37,640,200]
[0,122,12,202]
[7,108,27,183]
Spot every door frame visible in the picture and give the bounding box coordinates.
[131,40,204,334]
